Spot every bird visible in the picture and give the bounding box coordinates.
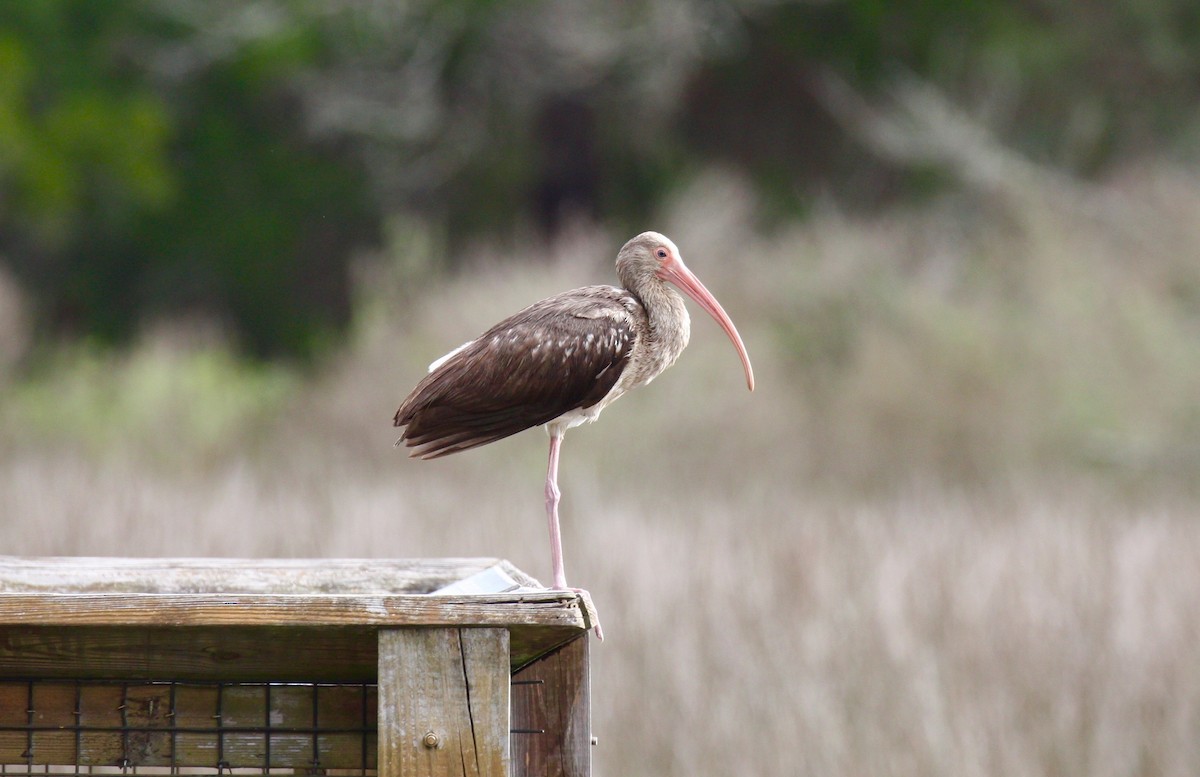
[394,231,754,591]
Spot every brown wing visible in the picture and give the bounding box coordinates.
[394,286,642,459]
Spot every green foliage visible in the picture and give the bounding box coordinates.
[677,0,1200,218]
[2,0,1200,357]
[0,0,379,360]
[0,2,174,243]
[0,337,298,462]
[121,64,378,358]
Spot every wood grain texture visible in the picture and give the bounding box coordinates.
[0,559,595,776]
[0,557,596,674]
[0,626,380,682]
[378,628,510,777]
[0,591,589,628]
[511,636,590,777]
[0,557,540,594]
[0,623,583,681]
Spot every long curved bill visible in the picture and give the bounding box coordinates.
[659,256,755,391]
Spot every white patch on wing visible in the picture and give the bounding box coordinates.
[428,340,473,372]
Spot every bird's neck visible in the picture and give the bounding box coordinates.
[633,279,691,363]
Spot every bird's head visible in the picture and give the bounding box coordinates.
[617,232,755,392]
[615,231,676,286]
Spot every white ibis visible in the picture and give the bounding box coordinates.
[394,232,754,590]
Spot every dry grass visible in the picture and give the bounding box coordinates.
[2,164,1200,775]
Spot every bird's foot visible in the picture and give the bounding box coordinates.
[552,585,604,641]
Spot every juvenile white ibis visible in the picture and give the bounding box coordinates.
[394,232,754,590]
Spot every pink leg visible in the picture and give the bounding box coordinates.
[545,432,568,589]
[544,433,604,640]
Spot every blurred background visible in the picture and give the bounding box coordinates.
[3,1,1200,775]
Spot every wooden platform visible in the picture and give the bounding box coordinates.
[0,557,596,777]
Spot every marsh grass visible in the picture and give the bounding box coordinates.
[1,165,1200,775]
[0,332,298,466]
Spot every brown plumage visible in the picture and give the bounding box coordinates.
[394,232,753,590]
[394,287,641,459]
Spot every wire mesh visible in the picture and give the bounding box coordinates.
[0,680,377,777]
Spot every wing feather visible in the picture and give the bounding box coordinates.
[394,286,641,459]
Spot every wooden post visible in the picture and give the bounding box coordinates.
[0,558,596,775]
[510,636,590,777]
[378,628,511,777]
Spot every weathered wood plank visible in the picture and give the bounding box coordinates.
[0,626,379,682]
[0,559,595,776]
[511,637,590,777]
[0,623,580,681]
[0,558,540,594]
[378,628,510,777]
[0,592,589,629]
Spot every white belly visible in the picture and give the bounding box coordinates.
[543,378,635,437]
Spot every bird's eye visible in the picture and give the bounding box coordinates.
[655,248,668,259]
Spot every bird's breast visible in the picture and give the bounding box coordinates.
[620,289,690,389]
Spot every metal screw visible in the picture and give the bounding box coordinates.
[422,731,441,749]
